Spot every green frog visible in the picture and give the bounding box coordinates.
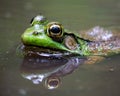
[20,15,120,89]
[21,15,120,58]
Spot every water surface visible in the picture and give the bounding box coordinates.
[0,0,120,96]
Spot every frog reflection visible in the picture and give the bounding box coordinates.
[19,15,120,89]
[20,46,86,89]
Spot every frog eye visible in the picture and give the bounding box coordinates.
[44,76,61,89]
[47,22,63,38]
[30,15,47,25]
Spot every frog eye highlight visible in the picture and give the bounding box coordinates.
[47,22,63,38]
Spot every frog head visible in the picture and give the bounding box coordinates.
[21,15,89,55]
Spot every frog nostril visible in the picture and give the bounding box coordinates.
[33,31,39,35]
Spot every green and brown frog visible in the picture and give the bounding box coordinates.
[20,15,120,89]
[21,15,120,64]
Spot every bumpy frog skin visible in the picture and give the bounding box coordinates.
[21,15,120,56]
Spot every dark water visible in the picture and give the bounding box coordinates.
[0,0,120,96]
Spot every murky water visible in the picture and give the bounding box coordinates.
[0,0,120,96]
